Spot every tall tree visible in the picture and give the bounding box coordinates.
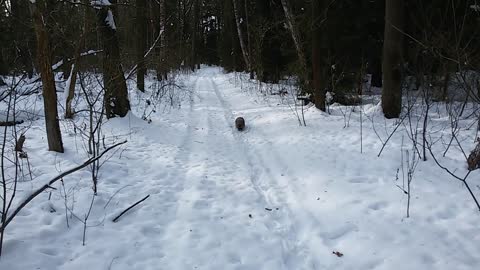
[232,0,251,74]
[95,0,130,118]
[191,0,200,71]
[154,0,168,80]
[244,0,253,78]
[280,0,309,89]
[12,0,34,77]
[382,0,404,118]
[65,0,90,119]
[30,0,64,152]
[311,0,326,111]
[160,0,167,78]
[136,0,147,91]
[218,0,240,71]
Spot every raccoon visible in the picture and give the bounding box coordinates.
[235,117,245,131]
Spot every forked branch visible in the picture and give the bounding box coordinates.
[0,140,127,233]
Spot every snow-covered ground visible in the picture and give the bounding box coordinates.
[0,67,479,270]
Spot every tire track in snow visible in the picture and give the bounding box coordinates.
[101,77,202,266]
[163,75,289,269]
[136,77,204,264]
[210,73,354,269]
[160,77,214,269]
[208,76,316,270]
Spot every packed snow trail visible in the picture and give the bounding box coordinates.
[1,67,480,270]
[156,73,314,270]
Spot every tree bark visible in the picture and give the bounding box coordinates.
[232,0,251,73]
[244,0,254,79]
[382,0,404,119]
[191,0,200,71]
[154,0,168,80]
[159,0,167,80]
[280,0,309,89]
[12,0,34,77]
[136,0,147,91]
[65,60,78,119]
[311,0,326,111]
[30,0,64,153]
[65,0,90,119]
[95,1,130,118]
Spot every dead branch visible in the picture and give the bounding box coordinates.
[0,140,127,233]
[112,194,150,223]
[126,29,164,80]
[427,141,480,211]
[0,120,24,127]
[15,134,26,152]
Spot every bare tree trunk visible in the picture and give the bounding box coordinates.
[159,0,167,79]
[30,0,64,153]
[12,0,34,77]
[382,0,404,119]
[136,0,147,91]
[178,0,185,68]
[232,0,251,73]
[244,0,254,79]
[154,0,167,80]
[191,0,199,71]
[66,0,90,119]
[311,0,326,111]
[95,1,130,118]
[280,0,308,87]
[65,48,80,119]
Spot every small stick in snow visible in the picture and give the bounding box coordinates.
[0,140,127,233]
[332,251,344,257]
[0,120,24,127]
[15,134,26,152]
[112,195,150,223]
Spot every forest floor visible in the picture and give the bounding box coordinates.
[0,66,480,270]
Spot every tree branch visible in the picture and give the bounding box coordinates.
[112,194,150,222]
[0,140,127,233]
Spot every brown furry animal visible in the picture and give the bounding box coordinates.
[235,117,245,131]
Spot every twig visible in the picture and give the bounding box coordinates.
[104,184,132,210]
[0,140,127,233]
[427,141,480,211]
[377,113,409,157]
[126,29,164,80]
[112,195,150,223]
[0,120,24,127]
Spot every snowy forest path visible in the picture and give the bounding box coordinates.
[151,70,314,270]
[3,67,479,270]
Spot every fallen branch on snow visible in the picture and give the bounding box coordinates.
[0,140,127,233]
[112,195,150,223]
[0,120,24,127]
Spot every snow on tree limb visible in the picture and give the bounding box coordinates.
[91,0,111,8]
[105,10,116,30]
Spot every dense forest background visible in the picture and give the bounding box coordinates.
[1,0,479,119]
